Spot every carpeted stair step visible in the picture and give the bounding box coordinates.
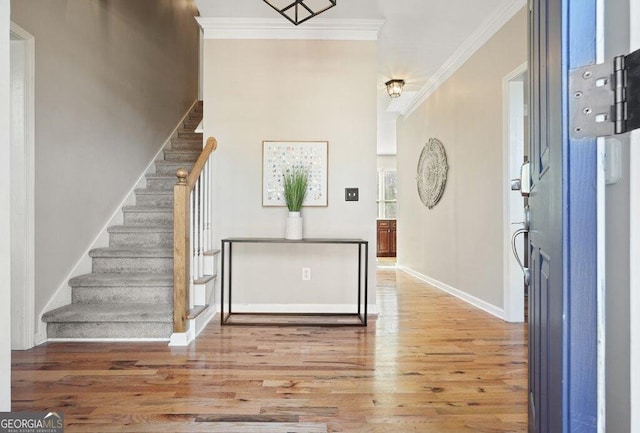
[171,137,203,151]
[183,120,201,130]
[108,224,173,248]
[135,188,174,207]
[177,131,202,140]
[89,247,173,273]
[155,160,194,175]
[122,205,173,225]
[146,174,178,189]
[187,104,202,119]
[42,303,173,339]
[163,149,201,162]
[69,272,173,304]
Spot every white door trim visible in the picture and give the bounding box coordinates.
[9,22,35,350]
[595,1,606,430]
[630,141,639,432]
[502,61,528,322]
[1,0,12,411]
[629,0,640,429]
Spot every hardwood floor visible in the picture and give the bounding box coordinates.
[12,269,528,432]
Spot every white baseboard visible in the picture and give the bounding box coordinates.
[169,331,193,347]
[33,330,47,346]
[169,305,217,346]
[47,337,170,343]
[36,100,200,345]
[227,303,379,316]
[398,266,506,320]
[194,305,217,336]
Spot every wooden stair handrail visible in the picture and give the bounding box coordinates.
[185,137,217,187]
[173,137,218,333]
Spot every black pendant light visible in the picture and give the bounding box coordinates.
[263,0,337,26]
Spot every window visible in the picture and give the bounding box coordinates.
[377,170,397,219]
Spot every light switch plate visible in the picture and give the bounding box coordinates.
[345,188,359,201]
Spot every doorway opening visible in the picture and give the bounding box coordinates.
[10,23,35,350]
[376,156,397,268]
[503,63,528,323]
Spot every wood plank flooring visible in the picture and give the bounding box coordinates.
[12,268,528,432]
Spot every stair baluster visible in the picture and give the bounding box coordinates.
[190,175,196,308]
[198,172,204,282]
[201,164,207,269]
[192,174,198,287]
[206,162,212,256]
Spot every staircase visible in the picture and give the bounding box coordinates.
[43,102,204,339]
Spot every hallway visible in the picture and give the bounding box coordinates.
[12,268,527,432]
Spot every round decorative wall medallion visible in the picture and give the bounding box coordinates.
[416,138,448,209]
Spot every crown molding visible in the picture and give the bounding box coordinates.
[196,17,384,41]
[402,0,527,118]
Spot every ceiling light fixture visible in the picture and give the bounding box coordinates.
[262,0,337,26]
[385,79,405,98]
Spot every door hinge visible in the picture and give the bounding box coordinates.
[570,48,640,139]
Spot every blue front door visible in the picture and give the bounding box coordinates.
[528,0,598,432]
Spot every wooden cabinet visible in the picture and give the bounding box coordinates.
[376,219,397,257]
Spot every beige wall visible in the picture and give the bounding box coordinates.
[1,0,12,410]
[10,0,200,320]
[203,39,377,308]
[396,8,527,309]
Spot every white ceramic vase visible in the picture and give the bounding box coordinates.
[285,211,303,240]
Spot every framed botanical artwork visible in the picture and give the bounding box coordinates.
[262,141,328,207]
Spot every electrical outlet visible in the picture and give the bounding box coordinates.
[302,267,311,281]
[345,188,359,201]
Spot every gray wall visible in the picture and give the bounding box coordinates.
[604,0,631,431]
[1,0,12,410]
[10,0,200,320]
[396,9,526,310]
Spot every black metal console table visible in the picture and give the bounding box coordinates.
[220,237,368,326]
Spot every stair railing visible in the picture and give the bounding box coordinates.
[173,137,217,333]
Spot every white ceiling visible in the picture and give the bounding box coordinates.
[194,0,518,154]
